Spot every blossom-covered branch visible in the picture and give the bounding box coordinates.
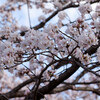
[0,0,100,100]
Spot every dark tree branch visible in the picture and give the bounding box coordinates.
[73,62,100,83]
[4,76,37,98]
[20,0,100,36]
[63,81,100,85]
[1,38,100,99]
[0,94,8,100]
[24,58,80,100]
[84,40,100,55]
[50,85,100,95]
[24,39,100,100]
[75,60,100,77]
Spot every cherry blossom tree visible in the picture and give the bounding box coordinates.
[0,0,100,100]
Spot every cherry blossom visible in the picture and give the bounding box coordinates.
[0,0,100,100]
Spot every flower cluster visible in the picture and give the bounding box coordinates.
[0,1,100,99]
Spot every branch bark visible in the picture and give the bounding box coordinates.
[50,86,100,95]
[24,58,80,100]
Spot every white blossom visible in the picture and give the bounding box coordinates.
[54,1,63,9]
[58,11,66,20]
[97,47,100,62]
[38,15,46,22]
[78,3,92,15]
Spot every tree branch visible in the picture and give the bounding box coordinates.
[20,0,100,36]
[50,86,100,95]
[24,58,80,100]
